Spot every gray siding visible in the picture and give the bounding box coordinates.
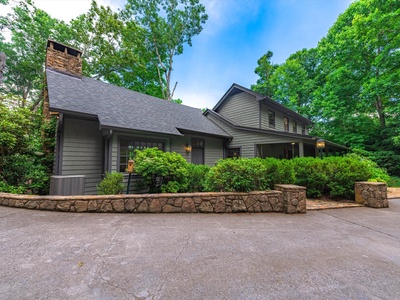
[171,135,191,162]
[204,136,224,166]
[61,118,102,195]
[260,102,309,135]
[170,135,224,166]
[207,114,302,158]
[217,92,259,128]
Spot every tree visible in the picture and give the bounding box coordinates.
[251,51,277,97]
[317,0,400,130]
[0,52,5,84]
[123,0,208,101]
[270,48,320,118]
[0,0,70,106]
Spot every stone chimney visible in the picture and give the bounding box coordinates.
[46,39,82,77]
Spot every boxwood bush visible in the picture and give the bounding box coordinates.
[134,148,189,193]
[292,154,389,199]
[203,158,295,192]
[186,163,210,192]
[128,149,389,200]
[97,172,125,195]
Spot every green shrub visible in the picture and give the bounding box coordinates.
[292,155,387,199]
[0,154,50,195]
[264,158,295,188]
[388,176,400,187]
[204,158,255,192]
[370,150,400,177]
[134,148,189,193]
[97,172,125,195]
[325,156,371,199]
[293,157,329,198]
[0,181,26,194]
[185,163,210,192]
[203,158,294,192]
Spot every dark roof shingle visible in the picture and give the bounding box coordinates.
[46,68,230,138]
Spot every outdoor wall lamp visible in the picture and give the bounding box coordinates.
[316,139,325,159]
[185,144,192,153]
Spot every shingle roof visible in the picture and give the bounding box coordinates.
[46,68,230,138]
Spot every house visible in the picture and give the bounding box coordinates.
[44,40,347,195]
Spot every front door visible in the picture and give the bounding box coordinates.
[191,138,204,164]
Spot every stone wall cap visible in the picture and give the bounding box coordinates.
[355,182,387,185]
[274,184,306,190]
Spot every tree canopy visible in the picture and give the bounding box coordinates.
[251,0,400,175]
[0,0,208,105]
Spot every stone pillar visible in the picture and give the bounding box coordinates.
[274,184,307,214]
[355,182,388,208]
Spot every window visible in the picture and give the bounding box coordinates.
[284,117,289,131]
[301,125,306,135]
[119,138,164,172]
[292,120,297,133]
[226,147,241,158]
[268,111,275,128]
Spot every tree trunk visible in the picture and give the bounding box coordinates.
[375,95,386,128]
[0,52,6,84]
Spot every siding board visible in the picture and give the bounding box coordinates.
[207,114,302,158]
[61,118,103,195]
[218,92,259,128]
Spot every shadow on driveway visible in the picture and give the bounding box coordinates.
[1,200,400,299]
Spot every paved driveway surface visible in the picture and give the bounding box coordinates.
[1,201,400,300]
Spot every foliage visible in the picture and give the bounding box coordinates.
[369,151,400,177]
[251,51,278,97]
[185,163,210,192]
[67,1,165,98]
[0,1,70,106]
[0,99,32,158]
[124,0,208,100]
[134,147,189,193]
[97,172,125,195]
[204,158,295,192]
[1,154,49,195]
[251,0,400,165]
[388,176,400,188]
[292,157,329,198]
[292,155,388,199]
[0,97,54,195]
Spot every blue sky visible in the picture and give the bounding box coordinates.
[172,0,354,109]
[6,0,354,108]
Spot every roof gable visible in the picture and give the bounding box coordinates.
[211,83,313,125]
[46,68,230,138]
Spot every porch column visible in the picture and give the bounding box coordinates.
[299,141,304,157]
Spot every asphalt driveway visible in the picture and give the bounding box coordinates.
[1,201,400,300]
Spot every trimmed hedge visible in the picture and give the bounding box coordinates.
[203,158,295,192]
[131,149,388,200]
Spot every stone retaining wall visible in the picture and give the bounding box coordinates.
[0,185,306,214]
[275,184,307,213]
[355,182,388,208]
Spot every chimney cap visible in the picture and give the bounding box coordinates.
[47,39,83,58]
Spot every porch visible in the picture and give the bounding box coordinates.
[255,140,349,159]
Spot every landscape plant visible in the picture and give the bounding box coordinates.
[185,163,210,192]
[97,172,125,195]
[134,147,189,193]
[203,158,295,192]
